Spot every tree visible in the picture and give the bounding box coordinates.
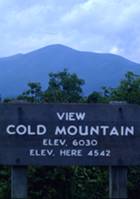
[17,82,44,103]
[105,72,140,104]
[87,91,108,103]
[44,69,85,103]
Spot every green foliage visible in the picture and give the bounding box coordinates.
[28,167,74,199]
[72,167,108,199]
[128,167,140,199]
[87,91,109,103]
[44,69,85,103]
[105,72,140,104]
[17,82,44,103]
[3,98,15,103]
[0,167,10,199]
[27,166,108,199]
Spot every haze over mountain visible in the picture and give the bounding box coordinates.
[0,44,140,97]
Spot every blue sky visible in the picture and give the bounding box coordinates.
[0,0,140,62]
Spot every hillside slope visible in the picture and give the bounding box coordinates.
[0,44,140,97]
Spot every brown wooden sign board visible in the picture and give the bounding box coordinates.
[0,103,140,166]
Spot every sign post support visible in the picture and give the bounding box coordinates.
[109,101,128,199]
[109,101,127,199]
[109,166,128,198]
[11,166,27,199]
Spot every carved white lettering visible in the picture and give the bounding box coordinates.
[56,112,86,121]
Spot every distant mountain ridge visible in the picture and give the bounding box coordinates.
[0,44,140,97]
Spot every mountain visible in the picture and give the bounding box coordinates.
[0,44,140,97]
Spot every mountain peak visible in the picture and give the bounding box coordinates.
[25,44,76,56]
[0,44,140,97]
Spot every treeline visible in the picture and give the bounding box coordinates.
[4,69,140,105]
[1,69,140,199]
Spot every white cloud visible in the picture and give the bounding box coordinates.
[110,46,124,55]
[0,0,140,62]
[59,0,140,62]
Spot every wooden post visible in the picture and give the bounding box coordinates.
[109,101,128,198]
[11,101,28,198]
[11,166,27,199]
[109,166,128,198]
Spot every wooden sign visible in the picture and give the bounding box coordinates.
[0,103,140,166]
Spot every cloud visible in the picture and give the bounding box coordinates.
[0,0,140,62]
[59,0,140,62]
[0,0,82,56]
